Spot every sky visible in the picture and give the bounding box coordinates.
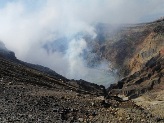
[0,0,163,86]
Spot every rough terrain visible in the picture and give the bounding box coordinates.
[0,53,161,122]
[0,19,164,123]
[92,19,164,77]
[107,49,164,122]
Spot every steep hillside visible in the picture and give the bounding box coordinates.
[97,20,164,122]
[0,55,159,122]
[107,53,163,98]
[0,19,163,122]
[107,50,164,121]
[93,19,164,78]
[0,55,105,96]
[0,42,161,122]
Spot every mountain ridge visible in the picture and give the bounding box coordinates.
[0,19,163,122]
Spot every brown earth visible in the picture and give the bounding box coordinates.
[93,20,164,77]
[107,53,164,122]
[0,19,164,122]
[0,54,161,122]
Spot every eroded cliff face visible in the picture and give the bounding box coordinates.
[0,49,157,123]
[107,53,164,98]
[105,19,164,96]
[106,52,164,120]
[128,25,164,75]
[0,20,163,122]
[93,20,164,78]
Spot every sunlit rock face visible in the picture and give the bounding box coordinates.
[91,20,164,78]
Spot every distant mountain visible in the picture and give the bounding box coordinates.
[43,37,69,54]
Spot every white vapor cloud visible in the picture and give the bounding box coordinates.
[0,0,163,86]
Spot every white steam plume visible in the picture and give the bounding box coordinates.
[0,0,163,86]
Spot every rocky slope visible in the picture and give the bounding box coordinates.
[0,54,160,123]
[0,43,162,122]
[93,19,164,77]
[0,19,163,122]
[107,50,164,122]
[95,19,164,122]
[0,41,67,81]
[107,53,163,98]
[0,41,16,60]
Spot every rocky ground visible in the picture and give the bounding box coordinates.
[107,53,164,123]
[108,53,164,97]
[0,19,164,122]
[0,55,163,123]
[133,90,164,120]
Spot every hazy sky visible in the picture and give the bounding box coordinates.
[0,0,163,85]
